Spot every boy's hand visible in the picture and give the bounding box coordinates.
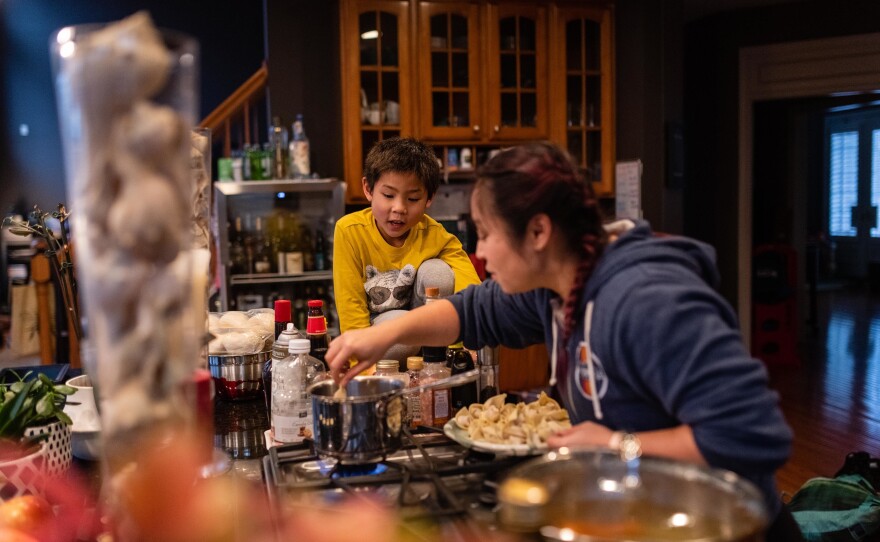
[326,326,396,387]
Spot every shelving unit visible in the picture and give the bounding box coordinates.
[212,179,345,316]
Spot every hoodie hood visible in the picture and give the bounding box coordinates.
[582,220,720,307]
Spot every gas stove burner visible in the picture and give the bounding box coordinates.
[263,428,536,530]
[332,462,389,478]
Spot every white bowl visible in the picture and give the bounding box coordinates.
[65,375,102,460]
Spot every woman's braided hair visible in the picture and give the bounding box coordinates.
[474,141,606,339]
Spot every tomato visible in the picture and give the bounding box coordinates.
[0,495,53,535]
[0,527,38,542]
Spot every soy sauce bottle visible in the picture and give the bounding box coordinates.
[306,299,330,370]
[446,342,477,411]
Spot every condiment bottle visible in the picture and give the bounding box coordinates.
[266,321,304,421]
[375,359,409,388]
[263,300,293,416]
[420,286,450,427]
[272,338,324,444]
[447,342,476,411]
[406,356,424,429]
[420,345,451,428]
[306,299,330,370]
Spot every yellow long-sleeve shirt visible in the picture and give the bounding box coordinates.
[333,208,480,332]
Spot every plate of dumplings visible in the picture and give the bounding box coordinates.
[443,392,571,456]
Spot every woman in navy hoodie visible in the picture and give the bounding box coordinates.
[326,141,801,540]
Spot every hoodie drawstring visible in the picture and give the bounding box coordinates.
[550,300,603,420]
[549,318,559,386]
[583,301,602,420]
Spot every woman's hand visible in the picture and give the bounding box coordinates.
[546,421,615,449]
[547,423,707,465]
[325,326,397,387]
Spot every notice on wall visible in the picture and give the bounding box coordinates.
[615,160,643,220]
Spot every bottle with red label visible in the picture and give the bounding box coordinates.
[306,299,330,370]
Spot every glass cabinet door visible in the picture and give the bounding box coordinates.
[341,0,411,203]
[551,5,614,197]
[486,3,547,141]
[418,2,481,140]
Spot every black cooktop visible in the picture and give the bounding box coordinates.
[263,428,533,531]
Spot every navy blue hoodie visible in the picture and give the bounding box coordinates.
[449,219,792,514]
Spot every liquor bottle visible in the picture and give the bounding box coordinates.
[253,216,273,274]
[314,230,326,271]
[270,116,289,179]
[406,356,424,429]
[306,299,330,370]
[301,224,315,272]
[272,338,321,443]
[229,216,247,275]
[289,114,310,179]
[261,142,272,180]
[446,342,477,411]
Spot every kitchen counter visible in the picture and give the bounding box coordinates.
[213,393,271,483]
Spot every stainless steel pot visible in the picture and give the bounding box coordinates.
[498,448,768,541]
[309,376,407,464]
[208,350,269,401]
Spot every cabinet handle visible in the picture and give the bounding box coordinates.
[493,125,500,133]
[473,125,480,132]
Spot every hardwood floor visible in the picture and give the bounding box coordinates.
[768,283,880,497]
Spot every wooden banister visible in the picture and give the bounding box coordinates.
[199,61,269,158]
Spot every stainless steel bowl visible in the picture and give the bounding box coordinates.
[498,448,768,541]
[207,350,269,401]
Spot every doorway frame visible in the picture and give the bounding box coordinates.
[738,33,880,343]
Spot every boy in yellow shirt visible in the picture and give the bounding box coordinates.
[333,137,481,362]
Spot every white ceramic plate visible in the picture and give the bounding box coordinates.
[443,420,547,457]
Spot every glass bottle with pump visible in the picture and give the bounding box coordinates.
[272,338,324,443]
[406,356,424,429]
[289,114,310,179]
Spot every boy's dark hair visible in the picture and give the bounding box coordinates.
[363,137,441,198]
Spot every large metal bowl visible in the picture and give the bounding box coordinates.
[207,350,269,401]
[498,448,768,541]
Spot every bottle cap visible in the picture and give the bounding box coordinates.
[406,356,424,371]
[274,299,291,322]
[307,299,323,308]
[288,338,310,354]
[425,286,440,298]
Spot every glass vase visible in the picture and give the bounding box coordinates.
[50,11,205,540]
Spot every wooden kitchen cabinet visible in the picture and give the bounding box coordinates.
[549,3,615,197]
[340,0,413,203]
[339,0,614,202]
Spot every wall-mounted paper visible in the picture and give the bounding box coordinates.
[615,160,643,220]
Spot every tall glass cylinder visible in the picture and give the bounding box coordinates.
[51,11,202,540]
